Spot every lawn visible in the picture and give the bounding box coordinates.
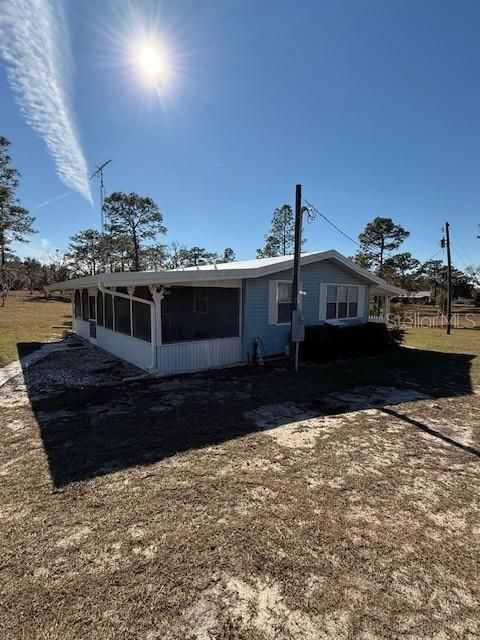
[0,327,479,639]
[0,291,71,367]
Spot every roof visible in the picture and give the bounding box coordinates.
[46,250,405,296]
[404,290,432,298]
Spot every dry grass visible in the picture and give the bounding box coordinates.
[0,331,479,639]
[397,303,480,329]
[0,291,71,367]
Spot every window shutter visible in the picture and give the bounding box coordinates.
[358,285,366,318]
[319,283,327,320]
[268,280,278,325]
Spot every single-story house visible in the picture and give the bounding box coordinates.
[47,250,403,375]
[397,290,433,304]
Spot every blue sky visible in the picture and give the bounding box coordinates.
[1,0,479,269]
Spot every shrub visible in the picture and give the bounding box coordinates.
[301,322,403,363]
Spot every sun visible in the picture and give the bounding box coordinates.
[133,40,170,86]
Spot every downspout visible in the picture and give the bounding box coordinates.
[98,282,157,372]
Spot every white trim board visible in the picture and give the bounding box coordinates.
[46,250,405,296]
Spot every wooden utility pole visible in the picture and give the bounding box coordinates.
[445,221,452,335]
[291,184,302,370]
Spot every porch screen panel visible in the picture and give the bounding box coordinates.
[74,290,81,318]
[81,290,88,321]
[161,286,240,343]
[105,293,113,329]
[134,286,153,301]
[114,296,131,336]
[132,301,151,342]
[97,291,104,326]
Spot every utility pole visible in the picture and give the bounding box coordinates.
[291,184,302,371]
[445,221,452,335]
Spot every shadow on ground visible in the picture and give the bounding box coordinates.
[16,341,476,487]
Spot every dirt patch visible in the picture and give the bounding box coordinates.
[1,340,479,639]
[184,574,319,640]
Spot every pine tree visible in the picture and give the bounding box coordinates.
[357,217,409,275]
[257,204,305,258]
[104,192,166,271]
[0,137,35,304]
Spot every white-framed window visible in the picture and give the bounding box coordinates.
[277,281,292,324]
[268,280,303,325]
[193,288,209,314]
[325,285,360,319]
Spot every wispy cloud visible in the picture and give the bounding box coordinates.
[35,191,72,209]
[0,0,92,203]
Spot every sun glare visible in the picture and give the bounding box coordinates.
[134,41,170,86]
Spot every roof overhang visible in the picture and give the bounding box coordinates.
[45,249,406,296]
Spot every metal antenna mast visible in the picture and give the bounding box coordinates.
[89,159,112,232]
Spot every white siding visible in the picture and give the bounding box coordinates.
[97,327,153,370]
[74,318,90,340]
[157,337,242,375]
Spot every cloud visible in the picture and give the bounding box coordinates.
[0,0,92,203]
[35,191,72,208]
[40,238,50,248]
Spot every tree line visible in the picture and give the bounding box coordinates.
[1,135,478,306]
[256,207,477,303]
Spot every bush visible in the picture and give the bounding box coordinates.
[301,322,403,363]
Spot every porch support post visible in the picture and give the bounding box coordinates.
[384,295,390,323]
[127,286,135,337]
[149,285,167,346]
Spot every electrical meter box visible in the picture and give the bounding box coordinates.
[291,309,305,342]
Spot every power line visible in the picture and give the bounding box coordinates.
[424,247,444,263]
[450,226,477,268]
[303,198,361,248]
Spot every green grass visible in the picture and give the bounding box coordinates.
[403,327,479,385]
[0,292,72,367]
[404,326,480,355]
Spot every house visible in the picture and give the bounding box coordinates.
[398,290,433,304]
[47,250,403,375]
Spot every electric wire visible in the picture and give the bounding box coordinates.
[303,197,361,248]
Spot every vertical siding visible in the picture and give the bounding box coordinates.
[157,337,241,375]
[242,259,371,358]
[97,327,153,370]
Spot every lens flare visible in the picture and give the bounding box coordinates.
[136,42,169,84]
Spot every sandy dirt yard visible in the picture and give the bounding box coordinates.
[1,332,479,639]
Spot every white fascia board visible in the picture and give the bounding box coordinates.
[45,249,403,294]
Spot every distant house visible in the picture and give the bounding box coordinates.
[47,250,403,375]
[399,290,433,304]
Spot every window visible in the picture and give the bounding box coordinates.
[193,288,208,314]
[277,281,292,324]
[325,285,360,320]
[132,300,151,342]
[348,286,358,318]
[326,285,337,320]
[97,291,104,326]
[81,290,88,321]
[105,293,113,330]
[114,296,131,335]
[74,290,81,318]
